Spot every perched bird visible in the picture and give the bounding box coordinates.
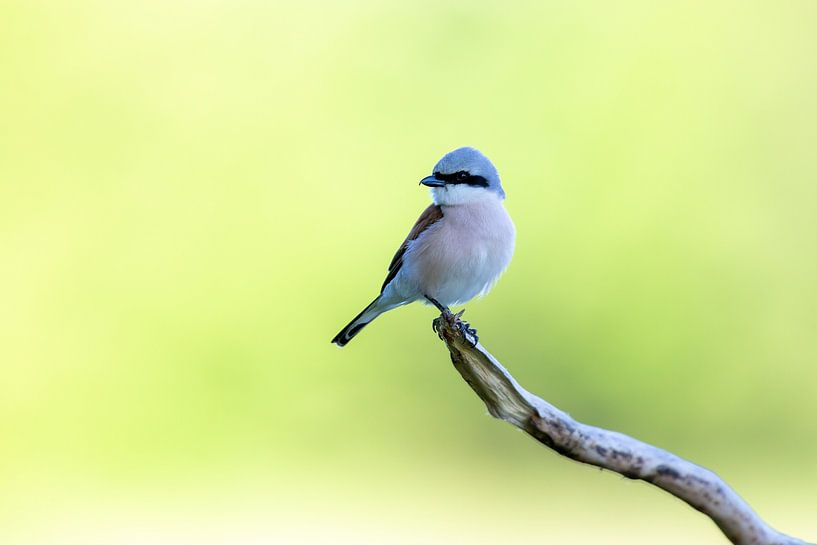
[331,147,515,347]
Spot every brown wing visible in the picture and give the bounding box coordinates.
[381,204,443,292]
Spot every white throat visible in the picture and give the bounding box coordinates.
[431,185,499,206]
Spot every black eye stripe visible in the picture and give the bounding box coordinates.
[433,171,489,187]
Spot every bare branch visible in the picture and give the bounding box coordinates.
[433,311,813,545]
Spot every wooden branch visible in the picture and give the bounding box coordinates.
[432,310,813,545]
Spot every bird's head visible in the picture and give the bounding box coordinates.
[420,147,505,205]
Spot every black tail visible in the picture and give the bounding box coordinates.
[331,298,381,347]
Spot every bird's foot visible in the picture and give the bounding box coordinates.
[427,298,477,346]
[428,295,453,340]
[456,316,479,347]
[446,308,477,346]
[432,315,444,339]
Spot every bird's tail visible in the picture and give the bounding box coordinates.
[331,296,392,347]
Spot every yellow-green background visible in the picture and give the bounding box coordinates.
[1,1,815,543]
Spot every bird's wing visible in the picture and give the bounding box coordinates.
[381,203,444,292]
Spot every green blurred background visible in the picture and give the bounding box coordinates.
[1,1,815,543]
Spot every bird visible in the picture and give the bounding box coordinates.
[331,146,515,347]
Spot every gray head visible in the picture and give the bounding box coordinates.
[420,147,505,205]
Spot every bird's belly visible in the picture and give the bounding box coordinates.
[409,224,513,306]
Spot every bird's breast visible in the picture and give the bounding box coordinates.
[406,198,515,304]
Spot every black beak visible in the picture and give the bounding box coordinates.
[419,175,445,187]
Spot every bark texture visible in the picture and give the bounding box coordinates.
[433,310,812,545]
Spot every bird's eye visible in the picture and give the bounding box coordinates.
[456,171,469,180]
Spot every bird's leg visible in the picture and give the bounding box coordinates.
[426,295,452,338]
[425,295,449,314]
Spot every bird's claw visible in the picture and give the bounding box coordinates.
[456,319,479,346]
[430,304,477,346]
[432,316,444,338]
